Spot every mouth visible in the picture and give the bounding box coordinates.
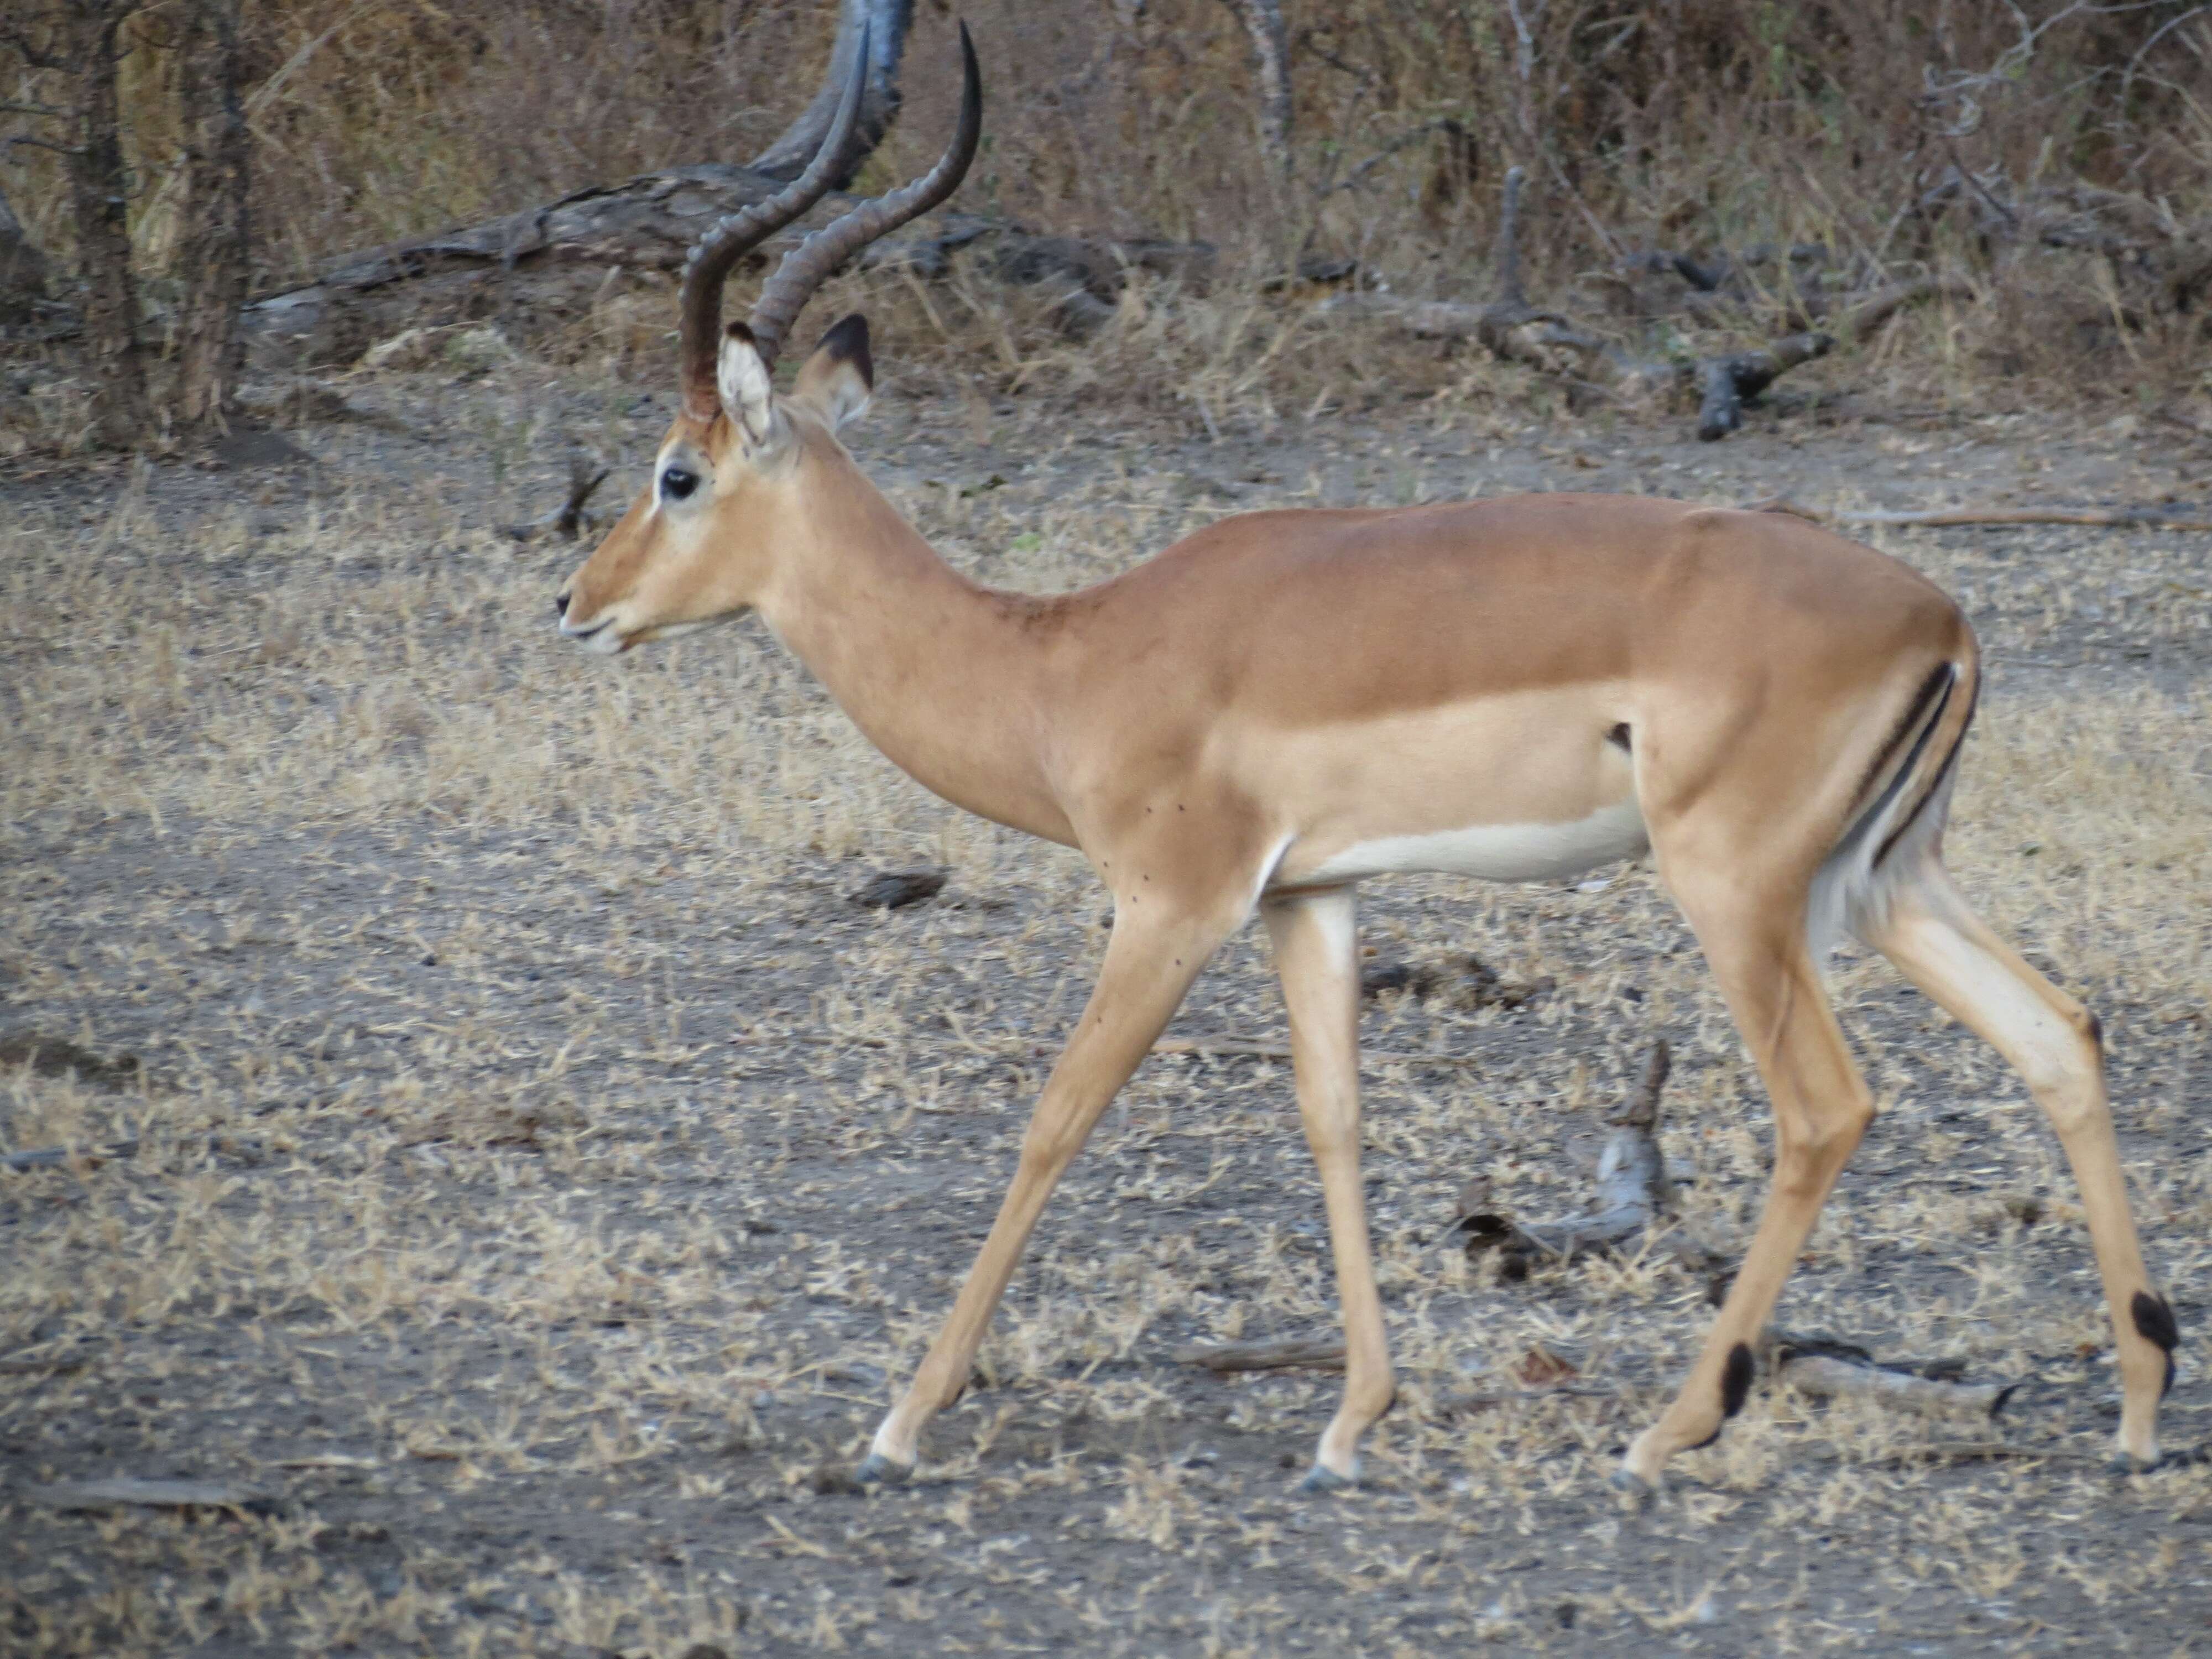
[557,617,628,656]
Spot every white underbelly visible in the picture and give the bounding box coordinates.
[1295,799,1649,886]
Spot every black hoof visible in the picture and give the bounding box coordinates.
[1293,1463,1355,1495]
[2107,1451,2162,1477]
[1610,1466,1657,1508]
[854,1452,913,1488]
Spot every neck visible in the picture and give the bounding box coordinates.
[755,442,1073,844]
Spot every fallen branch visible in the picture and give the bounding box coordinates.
[1170,1337,1620,1405]
[500,453,612,542]
[1770,1336,2017,1416]
[848,867,948,909]
[1327,174,1978,441]
[1435,1384,1620,1409]
[1172,1337,1345,1373]
[1870,1440,2107,1468]
[1695,332,1833,442]
[3,1138,139,1172]
[1150,1037,1491,1068]
[1831,275,1976,342]
[1744,498,2212,533]
[28,1477,273,1512]
[1449,1041,1691,1275]
[0,1349,94,1375]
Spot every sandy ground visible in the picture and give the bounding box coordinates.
[4,358,2210,1656]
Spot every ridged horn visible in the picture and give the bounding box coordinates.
[745,21,981,368]
[676,21,871,420]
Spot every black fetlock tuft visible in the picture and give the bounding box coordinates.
[1686,1343,1759,1451]
[1721,1343,1755,1419]
[2133,1290,2179,1399]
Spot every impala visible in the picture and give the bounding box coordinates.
[556,28,2177,1495]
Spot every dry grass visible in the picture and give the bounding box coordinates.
[6,0,2212,439]
[3,352,2210,1652]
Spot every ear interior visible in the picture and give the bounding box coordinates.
[717,322,780,448]
[792,314,875,432]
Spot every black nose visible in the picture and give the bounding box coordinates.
[555,590,570,618]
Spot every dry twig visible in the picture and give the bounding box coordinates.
[1449,1041,1683,1272]
[1744,498,2212,532]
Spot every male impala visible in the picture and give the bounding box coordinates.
[556,29,2178,1495]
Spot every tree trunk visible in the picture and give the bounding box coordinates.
[746,0,916,187]
[65,1,147,447]
[175,0,251,432]
[1220,0,1292,182]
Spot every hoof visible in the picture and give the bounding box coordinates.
[2107,1451,2162,1477]
[1293,1462,1356,1496]
[854,1452,913,1488]
[1609,1466,1657,1508]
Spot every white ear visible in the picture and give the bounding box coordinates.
[717,324,781,450]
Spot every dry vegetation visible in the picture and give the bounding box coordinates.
[6,3,2212,1655]
[7,0,2212,451]
[6,333,2212,1651]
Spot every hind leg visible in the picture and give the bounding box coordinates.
[1865,862,2174,1468]
[1618,876,1876,1490]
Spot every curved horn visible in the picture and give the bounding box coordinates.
[746,21,982,367]
[677,21,872,420]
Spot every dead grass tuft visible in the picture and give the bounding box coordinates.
[3,379,2209,1650]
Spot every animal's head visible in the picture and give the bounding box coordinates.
[556,24,980,655]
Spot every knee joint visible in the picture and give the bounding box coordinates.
[2020,1017,2106,1123]
[1785,1092,1874,1159]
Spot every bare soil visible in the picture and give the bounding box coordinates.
[4,362,2211,1655]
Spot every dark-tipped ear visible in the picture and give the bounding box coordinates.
[792,313,874,432]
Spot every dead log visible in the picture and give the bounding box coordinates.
[234,22,1213,369]
[1683,280,1971,434]
[1329,175,1971,440]
[1449,1041,1685,1274]
[1831,275,1976,342]
[1777,1353,2017,1418]
[1695,332,1834,441]
[1767,1332,2017,1419]
[747,0,915,187]
[243,174,1214,368]
[238,6,931,367]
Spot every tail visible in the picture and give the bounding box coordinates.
[1806,647,1981,956]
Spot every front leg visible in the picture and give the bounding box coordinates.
[1262,886,1392,1489]
[860,898,1239,1480]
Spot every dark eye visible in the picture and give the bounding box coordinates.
[660,466,697,502]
